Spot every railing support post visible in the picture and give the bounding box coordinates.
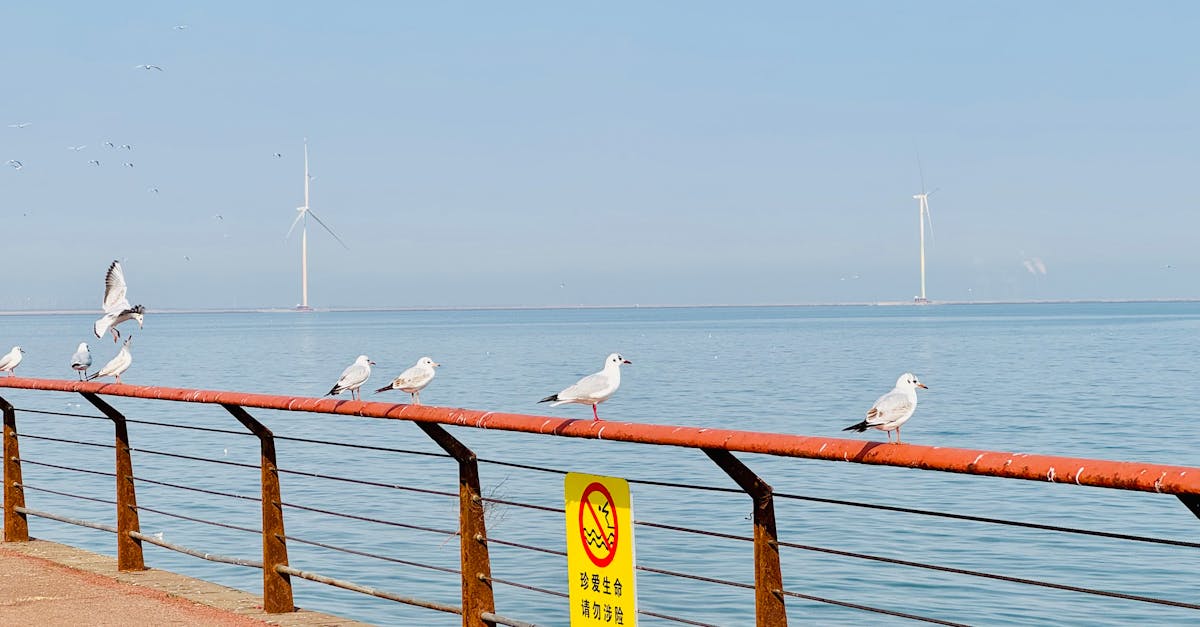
[415,422,497,627]
[1178,495,1200,521]
[223,404,294,614]
[2,396,29,542]
[704,449,787,627]
[80,393,145,570]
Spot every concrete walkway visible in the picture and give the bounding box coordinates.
[1,540,368,626]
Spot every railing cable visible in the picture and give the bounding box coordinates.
[282,534,461,577]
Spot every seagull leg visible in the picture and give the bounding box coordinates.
[895,427,902,444]
[114,374,121,384]
[413,391,421,406]
[592,405,599,421]
[111,328,120,343]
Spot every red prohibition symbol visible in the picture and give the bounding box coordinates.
[578,482,619,568]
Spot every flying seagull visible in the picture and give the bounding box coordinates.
[94,260,145,343]
[68,145,87,151]
[8,122,31,128]
[174,24,189,30]
[539,353,631,421]
[375,356,440,404]
[89,160,101,166]
[71,342,92,380]
[123,162,134,168]
[121,144,132,150]
[843,373,929,444]
[327,355,375,400]
[88,336,133,383]
[0,346,24,377]
[6,160,22,170]
[135,64,164,71]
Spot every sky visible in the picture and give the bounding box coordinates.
[2,2,1198,309]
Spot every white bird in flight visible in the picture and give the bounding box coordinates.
[68,145,87,151]
[71,343,92,380]
[539,353,631,421]
[327,355,375,400]
[135,64,164,71]
[8,122,31,128]
[94,260,145,343]
[0,346,25,377]
[375,357,440,404]
[843,373,929,444]
[88,336,133,383]
[89,160,101,166]
[6,160,22,170]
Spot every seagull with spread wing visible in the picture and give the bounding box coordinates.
[93,261,145,343]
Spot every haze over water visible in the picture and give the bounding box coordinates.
[4,303,1199,625]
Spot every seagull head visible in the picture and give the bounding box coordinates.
[607,353,632,367]
[357,355,375,366]
[78,342,89,351]
[131,305,145,328]
[419,357,440,368]
[897,372,928,391]
[15,346,24,355]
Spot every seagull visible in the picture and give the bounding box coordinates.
[121,144,132,150]
[88,160,101,166]
[272,152,282,158]
[71,342,92,380]
[173,24,189,30]
[539,353,631,421]
[123,162,134,168]
[68,145,87,151]
[6,160,22,170]
[375,357,440,404]
[327,355,375,400]
[135,64,164,71]
[0,346,24,377]
[7,122,31,128]
[94,260,145,343]
[843,373,928,444]
[148,187,159,194]
[104,141,115,148]
[88,336,133,383]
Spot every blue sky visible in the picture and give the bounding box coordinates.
[2,2,1197,309]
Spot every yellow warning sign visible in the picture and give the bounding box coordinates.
[565,472,638,626]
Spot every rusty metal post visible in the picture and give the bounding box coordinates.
[1178,495,1200,520]
[416,422,496,627]
[223,404,294,613]
[704,449,787,627]
[2,396,29,542]
[80,393,145,570]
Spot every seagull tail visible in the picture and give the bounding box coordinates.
[538,394,559,404]
[842,420,870,433]
[327,386,341,396]
[86,372,100,382]
[374,384,392,394]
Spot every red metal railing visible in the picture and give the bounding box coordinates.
[4,376,1200,626]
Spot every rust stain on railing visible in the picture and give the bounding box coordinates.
[1,377,1197,497]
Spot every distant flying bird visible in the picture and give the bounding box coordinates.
[148,187,159,194]
[94,260,145,342]
[375,357,440,404]
[273,152,283,158]
[88,336,133,383]
[71,343,92,380]
[89,159,101,166]
[7,122,31,128]
[6,160,22,170]
[0,346,24,377]
[135,64,164,71]
[214,214,223,220]
[539,353,631,421]
[843,373,929,444]
[173,24,189,30]
[122,162,134,168]
[327,355,375,400]
[68,145,87,151]
[104,141,115,148]
[121,144,132,150]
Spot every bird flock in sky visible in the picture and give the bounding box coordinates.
[0,259,927,440]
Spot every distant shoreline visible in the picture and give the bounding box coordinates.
[2,298,1198,316]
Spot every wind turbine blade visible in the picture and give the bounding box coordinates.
[916,152,927,194]
[285,209,304,239]
[926,186,941,198]
[306,209,350,250]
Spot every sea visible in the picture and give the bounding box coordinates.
[2,302,1199,626]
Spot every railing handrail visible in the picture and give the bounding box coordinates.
[1,376,1197,496]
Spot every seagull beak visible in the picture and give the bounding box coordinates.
[622,359,632,365]
[917,383,928,389]
[369,361,376,366]
[434,362,441,368]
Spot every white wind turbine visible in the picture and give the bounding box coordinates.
[912,158,937,304]
[286,140,348,310]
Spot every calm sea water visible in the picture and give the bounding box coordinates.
[3,303,1200,626]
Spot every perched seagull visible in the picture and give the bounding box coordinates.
[7,122,31,128]
[88,159,101,166]
[327,355,375,400]
[68,145,87,151]
[88,336,133,383]
[375,357,440,404]
[94,260,145,343]
[539,353,631,421]
[135,64,164,71]
[843,373,929,444]
[0,346,24,377]
[7,160,23,170]
[71,342,92,380]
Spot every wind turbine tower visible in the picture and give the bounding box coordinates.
[286,140,348,310]
[912,158,936,305]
